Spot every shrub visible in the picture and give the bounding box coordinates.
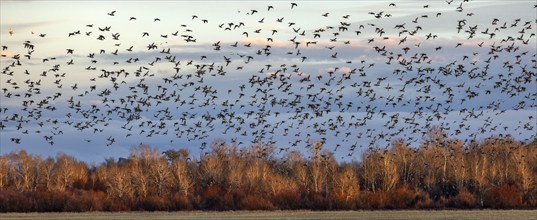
[32,190,71,212]
[272,190,301,210]
[329,192,358,210]
[361,191,387,209]
[137,195,168,211]
[309,193,329,210]
[169,192,192,210]
[240,194,276,210]
[484,184,523,209]
[387,187,417,209]
[414,190,432,209]
[70,190,106,211]
[525,189,537,207]
[0,189,33,212]
[199,185,226,210]
[448,190,476,209]
[107,201,131,211]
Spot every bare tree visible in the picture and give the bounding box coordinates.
[10,150,35,191]
[467,141,489,206]
[380,150,398,192]
[131,144,170,196]
[151,157,171,196]
[449,139,468,192]
[335,164,359,201]
[362,148,380,192]
[391,139,416,186]
[171,159,193,197]
[512,142,534,194]
[311,142,324,193]
[98,162,133,200]
[289,150,309,190]
[130,157,149,198]
[199,140,229,186]
[0,156,8,189]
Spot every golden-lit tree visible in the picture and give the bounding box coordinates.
[0,137,535,211]
[10,150,36,191]
[334,164,359,200]
[97,162,133,200]
[0,156,8,189]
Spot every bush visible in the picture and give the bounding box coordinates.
[525,189,537,207]
[387,187,417,209]
[414,190,433,209]
[137,195,168,211]
[199,185,227,210]
[484,184,523,209]
[32,190,71,212]
[240,194,276,210]
[272,190,301,210]
[448,190,476,209]
[107,201,131,211]
[329,192,358,210]
[309,193,329,210]
[169,192,192,210]
[361,191,387,209]
[0,189,33,212]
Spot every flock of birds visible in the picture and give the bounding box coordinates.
[1,1,536,157]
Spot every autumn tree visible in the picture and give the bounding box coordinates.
[391,139,416,187]
[166,149,193,197]
[361,148,381,192]
[334,164,359,201]
[10,150,37,191]
[0,156,8,189]
[0,136,535,211]
[97,161,133,201]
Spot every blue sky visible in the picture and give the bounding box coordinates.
[1,0,536,163]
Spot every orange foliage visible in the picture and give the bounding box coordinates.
[449,190,476,208]
[240,194,276,210]
[387,187,417,209]
[0,138,535,211]
[484,184,523,209]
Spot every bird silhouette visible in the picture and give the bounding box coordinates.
[0,1,534,158]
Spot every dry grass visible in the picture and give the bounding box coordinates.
[1,210,537,220]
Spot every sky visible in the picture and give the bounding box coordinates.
[1,0,536,163]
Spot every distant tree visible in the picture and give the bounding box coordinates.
[391,139,416,187]
[199,140,230,186]
[168,149,193,197]
[380,149,399,192]
[310,142,324,193]
[289,150,309,191]
[37,156,55,190]
[443,139,466,193]
[130,156,149,198]
[97,162,133,201]
[467,141,489,206]
[512,141,534,195]
[10,150,36,191]
[0,135,535,211]
[54,153,86,192]
[171,158,193,197]
[362,148,381,192]
[334,164,359,201]
[0,156,8,189]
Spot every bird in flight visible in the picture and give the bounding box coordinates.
[0,1,535,159]
[291,2,297,9]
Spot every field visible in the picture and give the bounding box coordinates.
[1,210,536,220]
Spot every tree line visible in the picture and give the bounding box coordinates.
[0,131,536,211]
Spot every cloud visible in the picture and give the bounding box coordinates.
[0,0,535,163]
